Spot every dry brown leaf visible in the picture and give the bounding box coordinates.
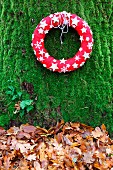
[83,152,95,164]
[17,160,29,170]
[26,153,36,161]
[20,124,37,133]
[101,124,106,132]
[3,155,11,170]
[92,127,103,138]
[64,157,73,167]
[34,161,44,170]
[10,138,31,153]
[16,131,31,139]
[7,126,20,135]
[0,127,6,135]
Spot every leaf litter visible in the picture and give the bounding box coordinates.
[0,120,113,170]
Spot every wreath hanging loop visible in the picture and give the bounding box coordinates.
[53,11,70,44]
[32,11,94,73]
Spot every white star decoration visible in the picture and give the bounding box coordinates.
[50,63,58,71]
[40,20,47,29]
[87,42,93,49]
[86,37,90,41]
[52,16,59,23]
[81,27,87,33]
[50,24,53,28]
[39,57,44,61]
[83,52,90,60]
[80,62,85,67]
[61,66,68,73]
[60,58,66,64]
[45,30,49,34]
[80,36,84,42]
[49,14,54,18]
[38,28,44,34]
[66,64,70,68]
[72,17,79,26]
[34,41,42,48]
[72,63,78,68]
[79,47,82,51]
[53,59,57,62]
[62,11,68,15]
[83,21,88,27]
[40,39,44,43]
[39,49,45,55]
[43,64,46,67]
[45,53,49,58]
[75,55,80,61]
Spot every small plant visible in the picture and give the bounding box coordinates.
[19,100,34,117]
[14,99,34,118]
[5,86,22,100]
[6,85,34,118]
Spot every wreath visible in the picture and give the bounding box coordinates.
[32,11,93,73]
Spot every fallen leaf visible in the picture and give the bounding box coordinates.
[92,127,103,138]
[20,124,37,133]
[83,152,95,164]
[26,153,36,161]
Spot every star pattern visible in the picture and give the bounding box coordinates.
[72,63,78,68]
[60,66,68,73]
[83,21,88,27]
[81,27,87,33]
[39,39,44,43]
[60,58,66,64]
[49,14,54,18]
[50,24,53,28]
[40,21,47,29]
[80,36,84,42]
[32,12,93,73]
[83,52,90,60]
[38,28,44,34]
[39,56,44,61]
[50,63,58,71]
[80,62,85,67]
[39,49,45,55]
[66,64,70,68]
[34,41,42,48]
[79,47,83,52]
[43,64,46,67]
[52,16,59,23]
[45,53,49,58]
[53,59,57,62]
[87,42,93,49]
[45,30,49,34]
[72,17,79,26]
[75,55,80,61]
[86,37,90,41]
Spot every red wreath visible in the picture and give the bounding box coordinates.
[32,11,93,73]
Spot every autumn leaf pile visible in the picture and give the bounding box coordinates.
[0,120,113,170]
